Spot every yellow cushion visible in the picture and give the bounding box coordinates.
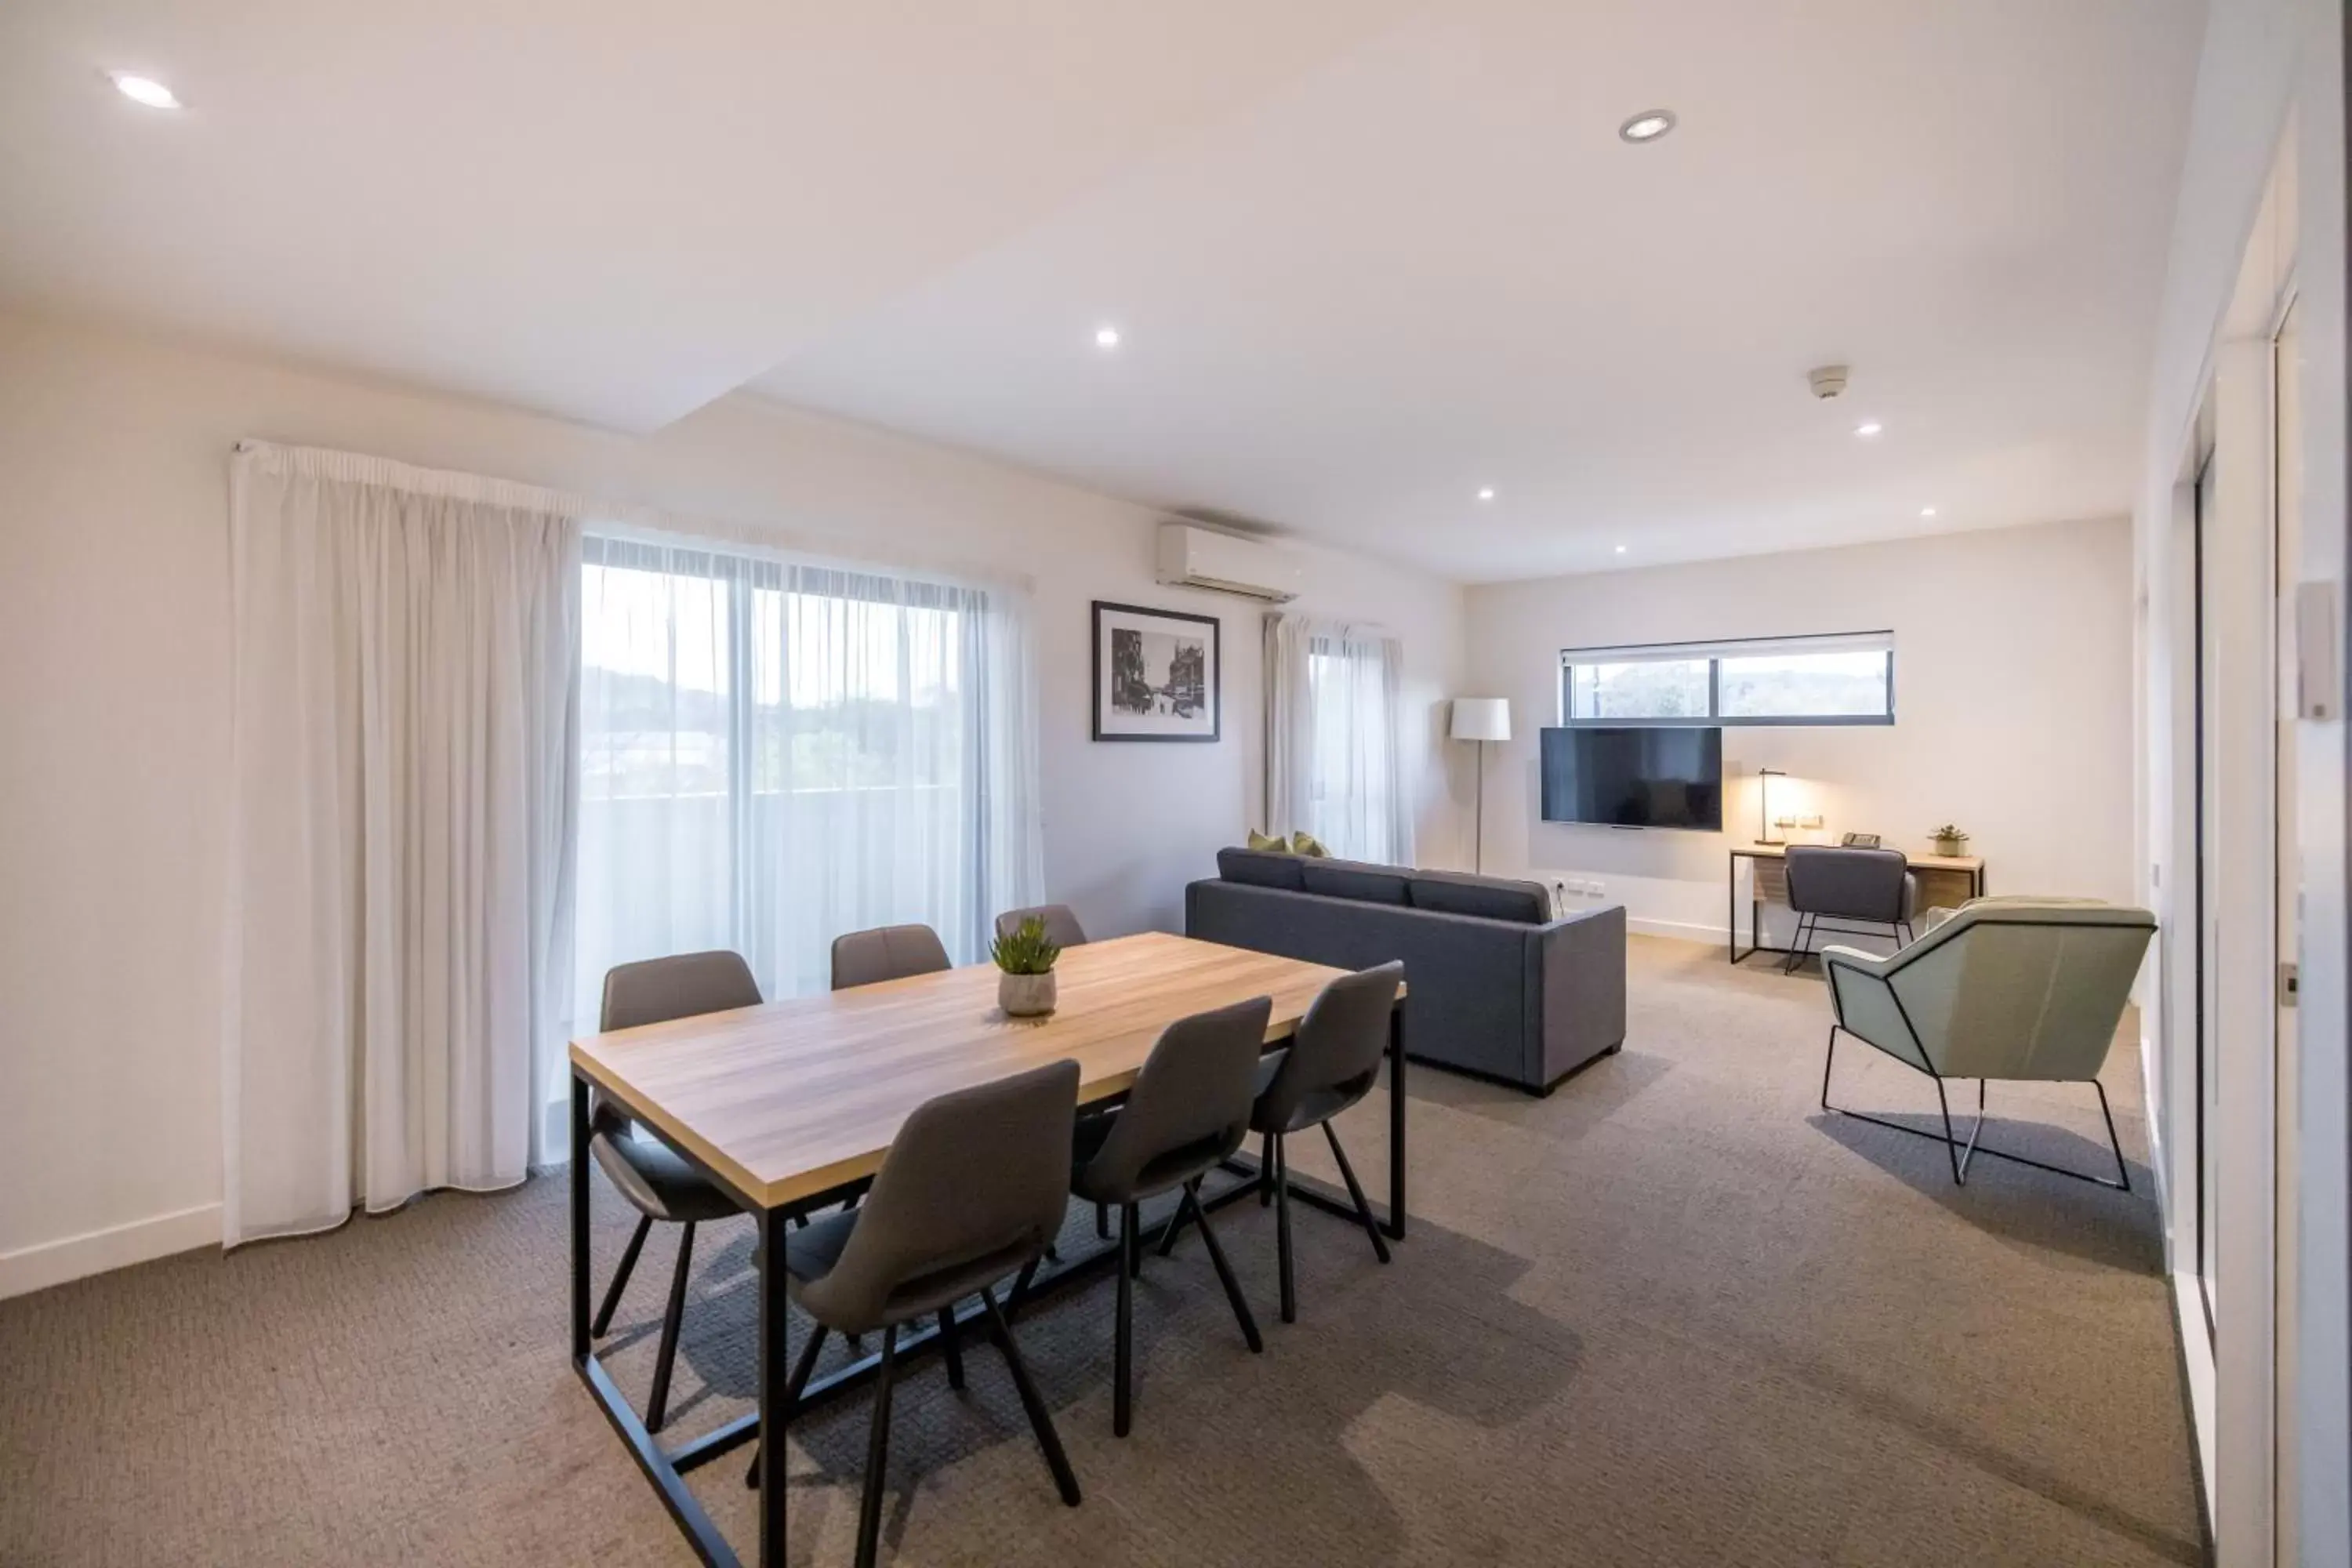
[1290,832,1330,858]
[1247,829,1287,852]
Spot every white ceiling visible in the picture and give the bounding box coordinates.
[2,1,2205,580]
[0,0,1417,431]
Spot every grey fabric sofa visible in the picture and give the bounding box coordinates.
[1185,848,1626,1095]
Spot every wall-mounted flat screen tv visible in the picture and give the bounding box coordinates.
[1540,726,1723,830]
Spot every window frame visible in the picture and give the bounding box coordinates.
[1559,630,1896,728]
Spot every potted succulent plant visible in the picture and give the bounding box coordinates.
[991,914,1062,1018]
[1929,822,1970,858]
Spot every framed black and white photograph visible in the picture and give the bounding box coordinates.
[1092,601,1221,742]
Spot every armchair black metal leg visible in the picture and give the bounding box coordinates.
[1953,1080,1988,1183]
[2094,1079,2132,1192]
[1274,1133,1297,1325]
[853,1324,899,1568]
[1260,1131,1275,1207]
[645,1220,696,1432]
[1930,1077,1968,1185]
[1783,913,1813,975]
[1095,1202,1111,1240]
[593,1214,652,1338]
[1820,1025,1839,1111]
[979,1286,1080,1505]
[1115,1204,1137,1436]
[1185,1181,1262,1354]
[746,1323,829,1489]
[1127,1202,1145,1279]
[938,1305,966,1391]
[1321,1121,1391,1265]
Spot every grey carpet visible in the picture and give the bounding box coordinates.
[0,936,2202,1566]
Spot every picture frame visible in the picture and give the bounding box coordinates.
[1841,832,1882,848]
[1091,601,1221,742]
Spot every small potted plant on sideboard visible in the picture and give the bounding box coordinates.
[992,914,1062,1018]
[1929,823,1970,858]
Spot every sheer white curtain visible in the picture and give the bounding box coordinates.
[225,443,580,1247]
[1264,614,1414,864]
[573,533,1041,1020]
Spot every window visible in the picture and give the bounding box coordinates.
[1267,617,1413,864]
[575,534,1036,1023]
[1560,632,1894,725]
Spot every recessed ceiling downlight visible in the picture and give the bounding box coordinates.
[110,73,180,110]
[1094,325,1120,350]
[1477,487,1496,502]
[1618,109,1676,143]
[1920,506,1937,518]
[1855,420,1884,437]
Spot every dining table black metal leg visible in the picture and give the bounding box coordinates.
[570,1072,590,1362]
[1385,1003,1406,1240]
[757,1205,789,1567]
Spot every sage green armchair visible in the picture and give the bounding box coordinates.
[1817,897,2156,1188]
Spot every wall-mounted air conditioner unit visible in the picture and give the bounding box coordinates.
[1154,522,1301,602]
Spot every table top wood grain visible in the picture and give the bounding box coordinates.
[568,931,1393,1211]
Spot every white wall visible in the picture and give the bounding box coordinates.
[2129,0,2350,1558]
[1461,518,2136,941]
[0,310,1465,1289]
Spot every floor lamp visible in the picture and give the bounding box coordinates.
[1450,698,1511,873]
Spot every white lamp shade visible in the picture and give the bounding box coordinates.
[1450,697,1511,742]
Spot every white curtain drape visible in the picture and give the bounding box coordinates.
[573,533,1041,1016]
[226,443,580,1247]
[1264,614,1414,864]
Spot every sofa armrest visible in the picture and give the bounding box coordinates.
[1523,904,1627,1090]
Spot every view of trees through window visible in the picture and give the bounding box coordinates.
[1563,637,1893,724]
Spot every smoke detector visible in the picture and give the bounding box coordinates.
[1807,365,1850,399]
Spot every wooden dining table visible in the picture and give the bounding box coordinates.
[567,930,1410,1568]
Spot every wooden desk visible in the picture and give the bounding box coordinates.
[1726,844,1987,965]
[568,931,1406,1567]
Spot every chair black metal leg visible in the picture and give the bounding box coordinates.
[938,1305,965,1391]
[1007,1254,1040,1322]
[746,1323,829,1488]
[2094,1079,2132,1191]
[1274,1133,1297,1325]
[853,1324,898,1568]
[1155,1192,1191,1258]
[1260,1131,1275,1207]
[1321,1121,1391,1265]
[1784,913,1813,975]
[1095,1201,1110,1239]
[593,1214,652,1338]
[646,1220,696,1432]
[1115,1204,1136,1436]
[1185,1182,1262,1354]
[979,1286,1080,1505]
[1820,1025,1839,1111]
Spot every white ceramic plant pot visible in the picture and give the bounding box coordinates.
[1935,838,1967,858]
[999,969,1058,1018]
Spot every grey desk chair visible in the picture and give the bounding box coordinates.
[1819,898,2157,1187]
[1047,996,1270,1436]
[1783,844,1918,974]
[995,903,1088,949]
[590,950,764,1432]
[1249,962,1403,1323]
[832,923,953,990]
[746,1060,1084,1568]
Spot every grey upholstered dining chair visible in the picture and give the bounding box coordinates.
[1248,961,1403,1323]
[1051,996,1270,1436]
[1782,844,1918,973]
[995,903,1089,949]
[589,949,764,1432]
[745,1059,1084,1568]
[831,923,953,990]
[1818,898,2157,1187]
